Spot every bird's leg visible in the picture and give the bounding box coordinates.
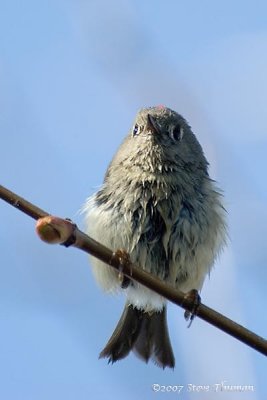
[112,248,132,289]
[183,289,201,327]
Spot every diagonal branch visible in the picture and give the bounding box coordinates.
[0,183,267,357]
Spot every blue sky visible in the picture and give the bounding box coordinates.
[0,1,267,399]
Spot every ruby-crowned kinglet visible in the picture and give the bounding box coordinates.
[84,106,226,368]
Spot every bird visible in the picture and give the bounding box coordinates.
[83,105,227,368]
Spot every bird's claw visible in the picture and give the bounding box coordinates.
[183,289,201,327]
[112,249,132,289]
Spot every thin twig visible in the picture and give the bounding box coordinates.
[0,183,267,357]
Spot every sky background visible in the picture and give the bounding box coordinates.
[0,1,267,399]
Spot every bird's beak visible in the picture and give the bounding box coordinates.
[146,114,160,134]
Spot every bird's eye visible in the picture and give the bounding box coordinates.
[133,124,140,137]
[170,124,184,141]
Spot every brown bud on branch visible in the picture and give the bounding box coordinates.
[36,216,75,244]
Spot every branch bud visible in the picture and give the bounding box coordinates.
[36,216,74,244]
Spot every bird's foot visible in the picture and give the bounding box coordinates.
[112,248,132,289]
[183,289,201,327]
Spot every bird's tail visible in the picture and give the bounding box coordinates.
[99,304,175,369]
